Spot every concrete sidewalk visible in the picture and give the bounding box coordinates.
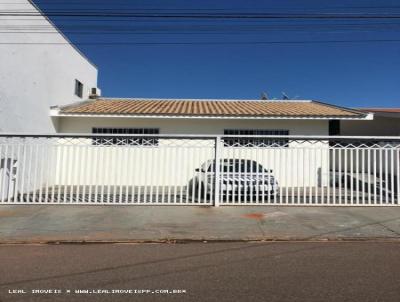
[1,205,400,243]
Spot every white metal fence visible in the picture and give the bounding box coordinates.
[0,134,399,206]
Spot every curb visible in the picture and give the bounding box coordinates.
[1,237,400,245]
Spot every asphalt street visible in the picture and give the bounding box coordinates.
[0,242,399,302]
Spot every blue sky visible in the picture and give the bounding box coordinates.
[36,0,400,108]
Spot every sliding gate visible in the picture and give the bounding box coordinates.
[0,134,399,206]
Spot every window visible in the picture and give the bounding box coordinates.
[223,129,289,147]
[92,128,159,146]
[74,79,83,98]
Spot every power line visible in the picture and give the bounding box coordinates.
[2,12,400,19]
[1,39,400,45]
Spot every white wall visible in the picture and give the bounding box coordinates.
[49,117,330,188]
[0,0,98,133]
[58,116,330,135]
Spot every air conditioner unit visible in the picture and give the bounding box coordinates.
[89,87,101,98]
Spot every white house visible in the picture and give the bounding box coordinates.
[51,98,371,135]
[0,0,98,133]
[45,98,374,190]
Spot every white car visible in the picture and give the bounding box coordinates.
[190,159,279,200]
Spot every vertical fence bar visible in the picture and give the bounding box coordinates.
[284,148,288,204]
[349,148,354,205]
[92,143,98,203]
[126,144,133,204]
[189,145,196,204]
[184,146,190,204]
[242,147,246,204]
[1,143,9,202]
[173,144,178,204]
[105,144,112,203]
[338,147,342,205]
[379,148,383,204]
[367,147,371,205]
[68,143,75,203]
[390,148,395,205]
[131,143,138,204]
[344,148,348,205]
[292,147,297,204]
[122,144,129,204]
[167,147,172,204]
[7,142,15,202]
[393,147,400,205]
[384,148,388,204]
[56,140,65,203]
[39,142,48,203]
[115,146,122,204]
[262,147,267,204]
[361,148,365,205]
[319,144,324,205]
[355,148,360,205]
[14,142,23,203]
[75,142,82,203]
[373,148,377,205]
[272,147,277,204]
[136,143,141,204]
[43,141,52,203]
[33,144,41,203]
[82,140,89,203]
[214,136,221,207]
[254,147,258,204]
[149,145,154,204]
[0,143,4,203]
[307,148,312,205]
[249,149,254,204]
[326,147,331,205]
[156,143,162,204]
[160,145,166,204]
[235,146,240,205]
[301,147,305,205]
[178,146,183,204]
[111,146,117,204]
[397,148,400,205]
[99,145,106,203]
[298,146,302,205]
[385,148,389,204]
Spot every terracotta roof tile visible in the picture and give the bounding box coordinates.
[59,98,367,118]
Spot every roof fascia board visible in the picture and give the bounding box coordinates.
[51,112,373,120]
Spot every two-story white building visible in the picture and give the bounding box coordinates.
[0,0,98,133]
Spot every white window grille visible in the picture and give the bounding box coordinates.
[92,128,160,146]
[224,129,289,147]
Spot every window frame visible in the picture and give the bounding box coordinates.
[74,79,83,98]
[92,127,160,146]
[223,129,289,147]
